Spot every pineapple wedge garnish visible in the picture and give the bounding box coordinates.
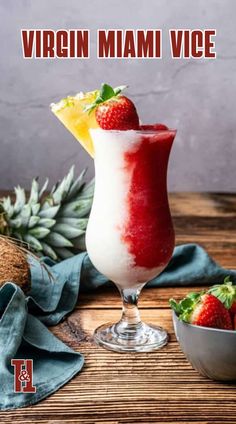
[51,91,99,157]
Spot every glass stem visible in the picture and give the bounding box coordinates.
[115,285,145,339]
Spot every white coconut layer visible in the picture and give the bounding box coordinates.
[86,129,164,288]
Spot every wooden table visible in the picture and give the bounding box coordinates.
[1,193,236,423]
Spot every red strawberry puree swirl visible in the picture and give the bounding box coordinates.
[121,130,175,269]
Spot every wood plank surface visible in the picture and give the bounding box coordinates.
[0,193,236,424]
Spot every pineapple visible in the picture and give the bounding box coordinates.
[51,90,99,157]
[0,166,94,261]
[51,84,127,157]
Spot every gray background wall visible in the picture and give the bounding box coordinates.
[0,0,235,191]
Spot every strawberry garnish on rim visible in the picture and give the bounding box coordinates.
[170,291,233,330]
[84,83,139,130]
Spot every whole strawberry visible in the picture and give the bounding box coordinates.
[190,293,233,329]
[170,292,233,330]
[85,83,139,130]
[96,96,139,130]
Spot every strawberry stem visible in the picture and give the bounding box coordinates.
[83,83,127,114]
[169,291,203,323]
[208,276,236,309]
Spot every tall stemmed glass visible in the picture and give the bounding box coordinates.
[86,128,176,352]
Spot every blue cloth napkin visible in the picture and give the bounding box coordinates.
[0,243,235,410]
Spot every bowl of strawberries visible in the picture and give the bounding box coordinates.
[170,277,236,381]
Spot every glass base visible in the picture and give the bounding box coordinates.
[94,322,169,353]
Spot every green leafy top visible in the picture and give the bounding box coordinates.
[208,276,236,309]
[169,291,204,323]
[84,83,127,113]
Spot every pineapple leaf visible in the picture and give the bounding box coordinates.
[53,247,74,260]
[12,231,23,241]
[63,165,75,192]
[29,226,50,239]
[28,179,39,204]
[52,178,66,205]
[41,242,58,261]
[31,203,41,215]
[3,196,14,218]
[58,199,92,218]
[19,204,31,227]
[56,217,88,230]
[53,223,84,239]
[28,216,40,229]
[2,196,10,209]
[79,178,94,198]
[38,218,56,228]
[39,204,60,219]
[66,169,86,201]
[14,186,26,214]
[23,234,43,251]
[39,178,49,199]
[50,183,56,194]
[45,232,73,247]
[52,166,75,204]
[8,217,22,229]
